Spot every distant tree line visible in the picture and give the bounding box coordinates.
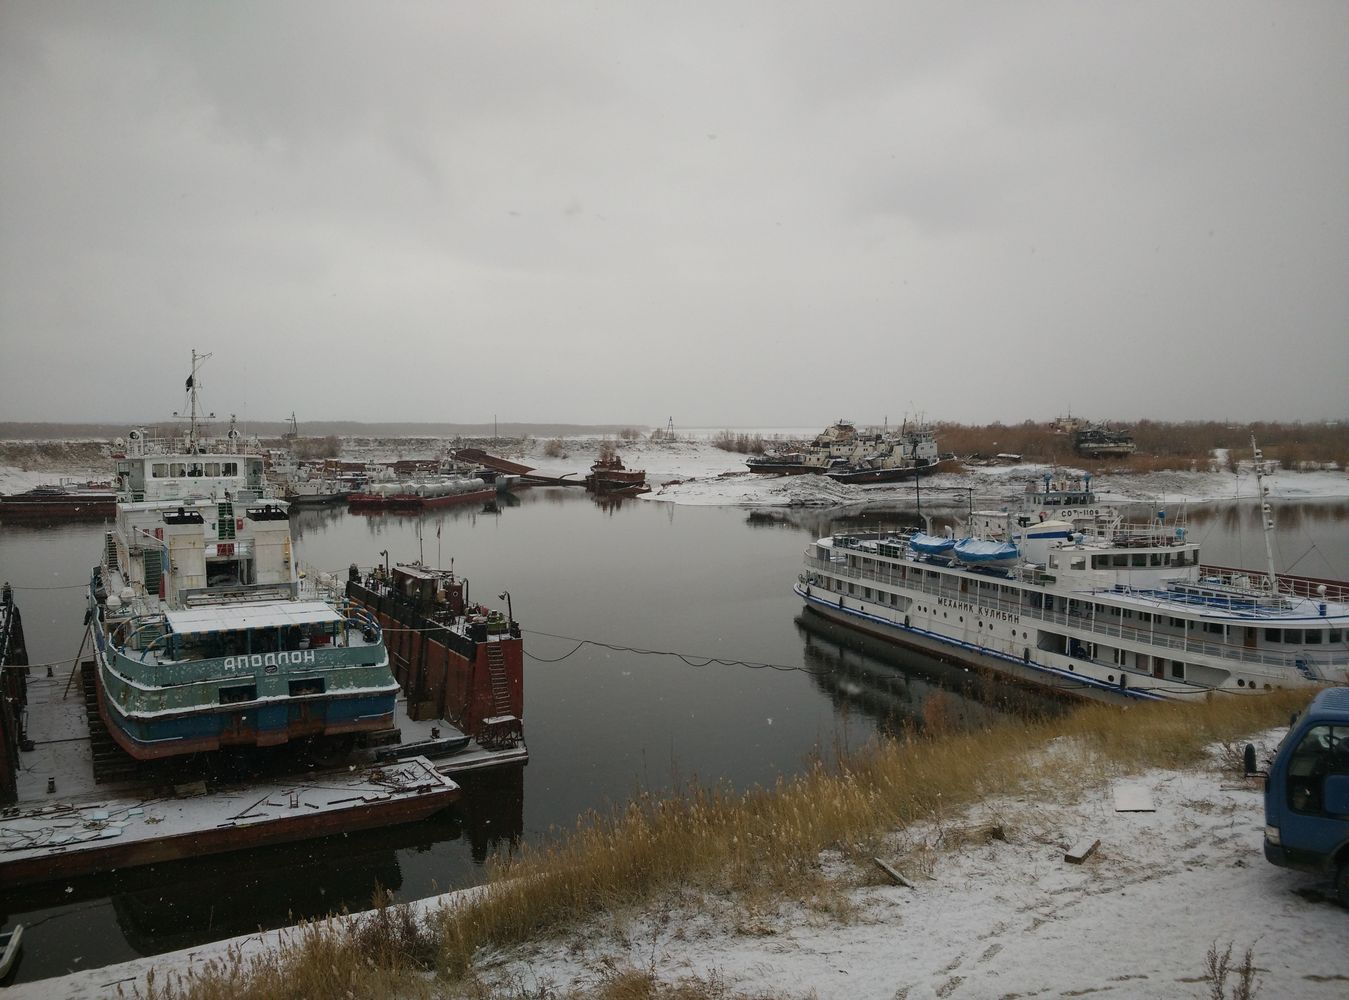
[712,431,767,454]
[935,420,1347,470]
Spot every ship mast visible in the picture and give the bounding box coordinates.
[1250,435,1279,593]
[182,349,213,453]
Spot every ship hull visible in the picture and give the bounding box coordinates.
[796,583,1152,705]
[93,648,396,760]
[824,458,955,484]
[0,497,115,520]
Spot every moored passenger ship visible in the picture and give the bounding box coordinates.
[796,449,1348,702]
[88,353,398,760]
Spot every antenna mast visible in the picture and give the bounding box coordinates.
[1250,435,1279,593]
[183,349,213,452]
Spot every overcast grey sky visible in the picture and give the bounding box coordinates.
[1,2,1346,429]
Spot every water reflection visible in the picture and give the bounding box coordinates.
[0,769,524,983]
[795,612,1063,739]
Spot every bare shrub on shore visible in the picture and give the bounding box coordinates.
[134,690,1308,999]
[618,427,641,442]
[543,438,567,459]
[711,431,765,454]
[1204,940,1260,1000]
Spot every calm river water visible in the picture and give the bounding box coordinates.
[0,489,1345,983]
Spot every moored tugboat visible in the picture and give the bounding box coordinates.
[88,352,398,760]
[585,451,648,496]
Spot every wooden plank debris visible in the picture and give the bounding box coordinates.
[1064,838,1100,864]
[873,857,915,888]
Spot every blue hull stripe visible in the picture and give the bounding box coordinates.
[796,584,1164,702]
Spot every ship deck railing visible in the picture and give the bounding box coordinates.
[1199,564,1349,605]
[804,552,1343,677]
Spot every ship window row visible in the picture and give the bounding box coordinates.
[151,461,240,478]
[1089,551,1194,569]
[1264,628,1341,644]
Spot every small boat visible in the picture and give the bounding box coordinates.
[1074,422,1136,458]
[0,923,23,979]
[585,455,648,496]
[952,538,1020,570]
[908,532,957,561]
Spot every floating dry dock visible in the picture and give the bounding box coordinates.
[1,668,526,888]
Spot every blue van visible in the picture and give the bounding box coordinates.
[1258,687,1349,906]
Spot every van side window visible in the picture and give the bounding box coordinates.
[1287,724,1349,815]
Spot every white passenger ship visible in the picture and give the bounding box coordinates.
[797,447,1348,702]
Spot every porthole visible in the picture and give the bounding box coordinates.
[1108,675,1115,683]
[1236,679,1245,687]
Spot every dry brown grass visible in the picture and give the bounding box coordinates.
[134,688,1312,1000]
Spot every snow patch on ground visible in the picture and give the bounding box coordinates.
[466,734,1348,1000]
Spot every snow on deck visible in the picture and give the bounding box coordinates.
[0,753,456,883]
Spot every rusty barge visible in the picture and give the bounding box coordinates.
[345,562,526,753]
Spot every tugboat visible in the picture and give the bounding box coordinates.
[748,420,951,482]
[746,420,859,475]
[584,449,648,496]
[1074,422,1136,458]
[87,352,398,760]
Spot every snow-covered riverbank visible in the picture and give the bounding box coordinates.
[15,731,1348,1000]
[4,433,1345,510]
